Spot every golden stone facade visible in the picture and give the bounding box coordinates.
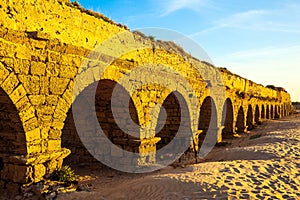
[0,0,294,187]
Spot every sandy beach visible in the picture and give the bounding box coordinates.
[56,113,300,200]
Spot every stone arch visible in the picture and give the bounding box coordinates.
[198,96,218,147]
[155,91,192,151]
[69,50,204,137]
[0,87,27,182]
[271,105,274,119]
[284,104,288,116]
[254,105,260,125]
[62,79,140,165]
[261,104,265,119]
[0,70,42,156]
[64,51,203,166]
[222,98,234,138]
[266,105,270,119]
[246,105,254,130]
[279,105,282,117]
[236,106,245,133]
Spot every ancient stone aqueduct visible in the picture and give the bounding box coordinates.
[0,0,294,188]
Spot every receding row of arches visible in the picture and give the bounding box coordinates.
[0,79,292,170]
[60,80,289,165]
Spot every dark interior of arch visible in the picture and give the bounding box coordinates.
[254,105,260,124]
[271,105,274,119]
[246,105,254,130]
[236,106,245,133]
[222,98,234,138]
[261,105,265,119]
[198,97,218,148]
[62,80,140,165]
[266,105,270,119]
[0,87,27,176]
[0,88,26,155]
[155,92,191,151]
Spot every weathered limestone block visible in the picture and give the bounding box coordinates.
[59,64,78,78]
[50,77,69,95]
[47,140,61,152]
[10,85,27,104]
[23,117,39,132]
[28,95,46,106]
[0,62,10,84]
[46,62,60,76]
[24,128,41,143]
[27,143,42,155]
[19,105,35,123]
[33,164,46,182]
[30,61,46,76]
[49,129,62,140]
[18,75,40,95]
[1,73,19,95]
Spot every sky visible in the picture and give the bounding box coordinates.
[74,0,300,101]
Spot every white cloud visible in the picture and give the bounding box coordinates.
[189,9,270,36]
[190,3,300,37]
[160,0,207,16]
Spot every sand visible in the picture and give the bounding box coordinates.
[56,114,300,199]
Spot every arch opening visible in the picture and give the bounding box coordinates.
[155,92,188,150]
[271,105,274,119]
[0,87,27,183]
[0,88,27,156]
[198,97,218,148]
[0,157,3,172]
[246,105,254,130]
[261,105,265,119]
[236,106,245,133]
[155,91,192,164]
[62,79,140,166]
[222,98,234,138]
[266,105,270,119]
[255,105,260,125]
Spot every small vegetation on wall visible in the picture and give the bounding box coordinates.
[51,165,77,182]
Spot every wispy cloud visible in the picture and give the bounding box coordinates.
[224,45,300,60]
[190,3,300,37]
[160,0,208,16]
[189,9,270,36]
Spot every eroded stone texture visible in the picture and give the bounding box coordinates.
[0,0,294,187]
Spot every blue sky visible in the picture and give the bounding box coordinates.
[75,0,300,101]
